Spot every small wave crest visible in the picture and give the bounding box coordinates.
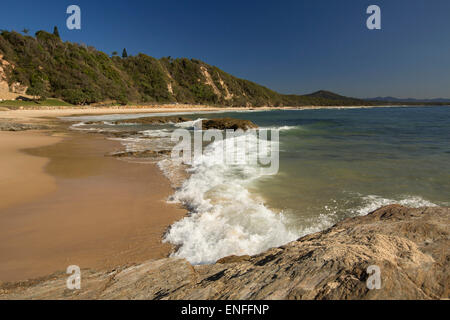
[174,118,205,129]
[350,194,438,216]
[261,125,299,131]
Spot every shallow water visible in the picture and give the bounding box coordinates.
[65,106,450,264]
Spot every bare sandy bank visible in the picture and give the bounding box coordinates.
[0,129,186,282]
[0,105,254,122]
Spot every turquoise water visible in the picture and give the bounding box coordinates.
[66,106,450,263]
[239,107,450,226]
[184,106,450,234]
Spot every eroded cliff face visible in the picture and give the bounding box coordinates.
[0,54,30,100]
[1,205,448,300]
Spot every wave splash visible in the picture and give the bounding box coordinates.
[350,194,438,216]
[163,130,298,264]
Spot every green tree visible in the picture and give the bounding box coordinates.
[122,48,128,58]
[112,51,118,56]
[22,28,29,35]
[53,26,60,38]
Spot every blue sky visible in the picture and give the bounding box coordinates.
[1,0,449,99]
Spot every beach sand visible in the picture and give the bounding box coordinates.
[0,127,186,282]
[0,131,60,211]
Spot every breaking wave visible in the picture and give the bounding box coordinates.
[349,194,438,216]
[163,130,298,264]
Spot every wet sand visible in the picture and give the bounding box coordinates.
[0,131,61,211]
[0,130,186,282]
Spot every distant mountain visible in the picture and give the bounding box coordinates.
[366,96,450,103]
[288,90,370,106]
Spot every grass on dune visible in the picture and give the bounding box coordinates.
[0,98,73,108]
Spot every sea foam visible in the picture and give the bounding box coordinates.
[350,194,438,216]
[163,130,298,264]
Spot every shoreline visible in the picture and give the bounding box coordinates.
[0,122,186,282]
[1,103,444,122]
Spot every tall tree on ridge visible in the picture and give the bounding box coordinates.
[122,48,128,58]
[53,26,60,38]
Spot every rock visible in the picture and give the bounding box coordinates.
[216,255,251,264]
[201,118,258,131]
[0,122,49,131]
[110,149,172,158]
[113,116,190,125]
[102,131,141,138]
[84,116,190,126]
[1,205,448,300]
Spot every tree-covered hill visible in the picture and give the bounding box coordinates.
[0,29,373,107]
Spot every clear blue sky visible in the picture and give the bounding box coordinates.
[1,0,449,99]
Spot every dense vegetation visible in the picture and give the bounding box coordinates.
[0,29,374,107]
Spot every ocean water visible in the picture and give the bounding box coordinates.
[65,106,450,264]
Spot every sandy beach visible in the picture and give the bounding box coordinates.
[0,104,391,122]
[0,109,191,282]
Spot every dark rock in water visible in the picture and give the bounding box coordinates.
[110,149,172,158]
[1,205,448,300]
[0,122,49,131]
[201,118,258,131]
[84,116,190,126]
[103,131,141,138]
[114,116,190,125]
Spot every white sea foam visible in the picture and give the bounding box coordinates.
[272,125,298,131]
[350,194,438,216]
[111,129,174,152]
[259,125,303,132]
[71,122,86,127]
[163,131,298,264]
[140,129,172,138]
[69,121,116,132]
[174,118,205,129]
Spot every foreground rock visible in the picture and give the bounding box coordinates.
[1,205,448,300]
[202,118,258,131]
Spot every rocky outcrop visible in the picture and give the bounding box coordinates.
[0,122,49,131]
[0,55,33,101]
[110,149,171,158]
[115,116,190,125]
[1,205,448,300]
[202,118,258,131]
[84,116,190,126]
